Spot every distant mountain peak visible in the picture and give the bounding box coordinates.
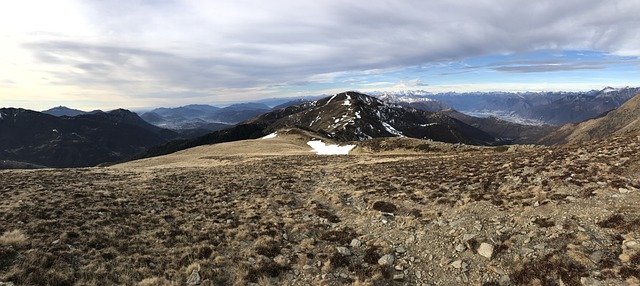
[269,91,496,144]
[42,106,87,117]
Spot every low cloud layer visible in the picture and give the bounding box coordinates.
[2,0,640,108]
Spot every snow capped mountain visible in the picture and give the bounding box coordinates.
[373,90,435,103]
[268,91,496,144]
[601,86,625,94]
[375,87,640,125]
[372,91,449,112]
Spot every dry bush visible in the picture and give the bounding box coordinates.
[185,262,201,275]
[257,276,272,286]
[0,229,27,246]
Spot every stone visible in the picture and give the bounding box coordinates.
[393,274,405,281]
[623,240,639,250]
[580,277,602,286]
[186,270,201,285]
[350,238,361,248]
[378,254,395,266]
[462,234,476,242]
[336,246,351,256]
[478,243,494,259]
[589,251,603,263]
[455,244,466,252]
[395,246,406,254]
[451,260,463,269]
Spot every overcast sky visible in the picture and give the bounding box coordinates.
[1,0,640,110]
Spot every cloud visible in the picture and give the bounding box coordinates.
[491,62,607,73]
[9,0,640,105]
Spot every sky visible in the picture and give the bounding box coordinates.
[1,0,640,110]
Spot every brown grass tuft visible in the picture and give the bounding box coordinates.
[138,277,173,286]
[0,229,27,246]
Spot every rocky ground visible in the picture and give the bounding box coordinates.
[0,135,639,285]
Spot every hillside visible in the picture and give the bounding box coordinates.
[1,132,638,285]
[541,93,640,145]
[0,108,179,168]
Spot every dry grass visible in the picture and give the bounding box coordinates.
[0,135,639,285]
[0,230,27,246]
[137,277,173,286]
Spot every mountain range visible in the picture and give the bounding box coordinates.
[541,92,640,144]
[2,89,639,168]
[140,102,272,130]
[374,87,640,125]
[138,92,502,159]
[0,109,179,167]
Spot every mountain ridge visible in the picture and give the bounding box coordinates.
[0,108,180,167]
[540,92,640,144]
[135,91,499,160]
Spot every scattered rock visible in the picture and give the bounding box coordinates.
[336,246,351,256]
[451,260,463,269]
[580,277,602,286]
[378,254,395,266]
[350,238,361,248]
[589,251,603,263]
[478,243,494,259]
[462,234,476,242]
[186,270,201,285]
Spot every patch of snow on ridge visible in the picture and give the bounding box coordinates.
[602,87,620,93]
[307,140,355,155]
[261,132,277,139]
[382,122,404,136]
[343,94,351,106]
[326,94,338,104]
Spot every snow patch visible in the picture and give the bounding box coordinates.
[382,122,404,136]
[326,94,338,104]
[307,140,355,155]
[419,123,438,127]
[343,94,351,106]
[261,132,277,139]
